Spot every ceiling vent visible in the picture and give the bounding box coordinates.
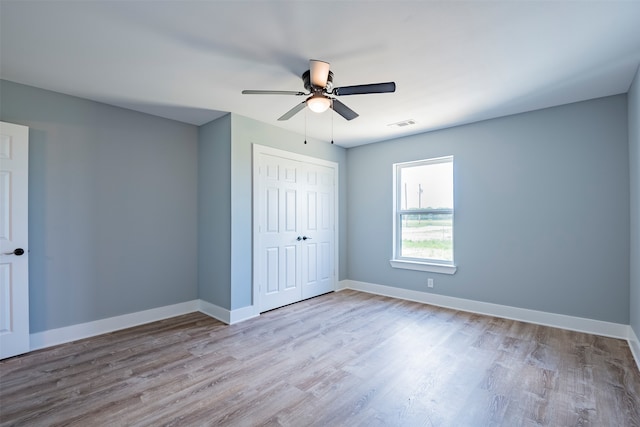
[388,119,416,128]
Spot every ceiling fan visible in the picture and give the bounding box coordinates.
[242,60,396,121]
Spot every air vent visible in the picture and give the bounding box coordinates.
[387,119,416,128]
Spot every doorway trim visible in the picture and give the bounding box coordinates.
[252,144,339,316]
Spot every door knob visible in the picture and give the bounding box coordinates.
[3,248,25,256]
[302,236,312,241]
[296,236,302,241]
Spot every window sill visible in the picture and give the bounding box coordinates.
[389,259,457,275]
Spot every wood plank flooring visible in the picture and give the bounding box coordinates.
[1,290,639,426]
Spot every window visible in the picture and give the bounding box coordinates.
[390,156,457,274]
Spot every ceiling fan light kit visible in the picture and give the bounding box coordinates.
[306,93,331,113]
[242,59,396,122]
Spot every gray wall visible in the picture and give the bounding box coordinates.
[230,114,347,310]
[347,95,630,324]
[0,80,199,333]
[630,66,640,337]
[2,77,634,331]
[198,114,232,308]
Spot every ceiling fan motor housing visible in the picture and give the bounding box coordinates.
[303,70,334,92]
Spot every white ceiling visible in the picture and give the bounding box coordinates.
[1,1,639,148]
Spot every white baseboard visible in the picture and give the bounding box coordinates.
[198,299,231,324]
[30,300,199,351]
[630,327,640,371]
[197,300,257,325]
[29,299,258,353]
[229,305,259,324]
[338,280,629,340]
[26,288,640,374]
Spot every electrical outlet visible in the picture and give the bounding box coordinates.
[427,278,434,288]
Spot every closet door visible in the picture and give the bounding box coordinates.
[257,154,303,313]
[254,145,337,314]
[301,163,334,299]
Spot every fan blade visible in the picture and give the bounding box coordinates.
[309,60,330,88]
[242,90,306,95]
[333,82,396,96]
[331,99,359,121]
[278,102,307,121]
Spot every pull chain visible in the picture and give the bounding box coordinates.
[304,108,307,145]
[331,101,334,145]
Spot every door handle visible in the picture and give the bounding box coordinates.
[3,248,25,256]
[302,236,312,241]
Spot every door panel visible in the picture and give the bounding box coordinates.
[258,155,302,312]
[0,121,29,359]
[305,243,317,283]
[285,190,297,231]
[0,263,12,334]
[266,247,279,293]
[301,163,334,299]
[319,241,330,280]
[306,191,317,230]
[266,188,279,232]
[283,245,297,290]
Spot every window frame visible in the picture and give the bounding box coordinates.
[390,156,457,274]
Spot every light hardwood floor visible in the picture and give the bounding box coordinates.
[1,290,639,426]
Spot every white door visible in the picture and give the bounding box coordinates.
[0,121,29,359]
[301,163,335,299]
[254,146,337,313]
[258,154,303,312]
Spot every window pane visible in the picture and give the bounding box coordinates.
[400,213,453,261]
[400,162,453,210]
